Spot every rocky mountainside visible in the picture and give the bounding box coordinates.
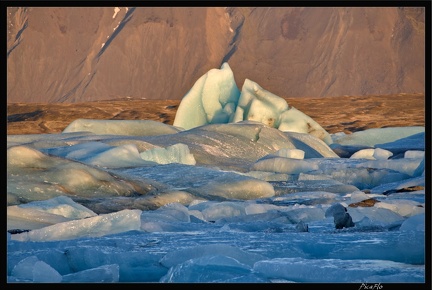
[7,6,425,103]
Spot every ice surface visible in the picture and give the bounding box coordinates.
[253,258,424,283]
[350,148,393,160]
[63,119,181,136]
[376,132,425,154]
[7,206,73,231]
[115,163,276,202]
[160,255,254,283]
[8,226,425,282]
[42,141,152,168]
[251,156,319,174]
[7,196,96,231]
[273,148,305,159]
[374,199,425,218]
[160,243,265,268]
[369,175,425,194]
[61,264,120,282]
[400,213,425,232]
[11,256,63,283]
[6,69,427,283]
[333,126,424,147]
[140,143,196,165]
[358,158,423,177]
[136,122,338,172]
[11,209,142,242]
[404,150,425,159]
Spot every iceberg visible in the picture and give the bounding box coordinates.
[173,63,332,144]
[173,62,240,130]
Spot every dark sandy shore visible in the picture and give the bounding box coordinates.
[7,93,425,135]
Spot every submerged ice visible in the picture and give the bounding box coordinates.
[6,63,426,283]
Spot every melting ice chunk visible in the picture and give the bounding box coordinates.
[173,63,332,144]
[10,209,142,242]
[173,62,240,130]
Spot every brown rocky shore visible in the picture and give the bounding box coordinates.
[7,93,425,135]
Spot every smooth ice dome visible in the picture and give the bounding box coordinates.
[63,119,181,136]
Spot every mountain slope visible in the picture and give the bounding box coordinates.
[7,7,425,103]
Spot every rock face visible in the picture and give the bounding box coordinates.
[7,7,425,103]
